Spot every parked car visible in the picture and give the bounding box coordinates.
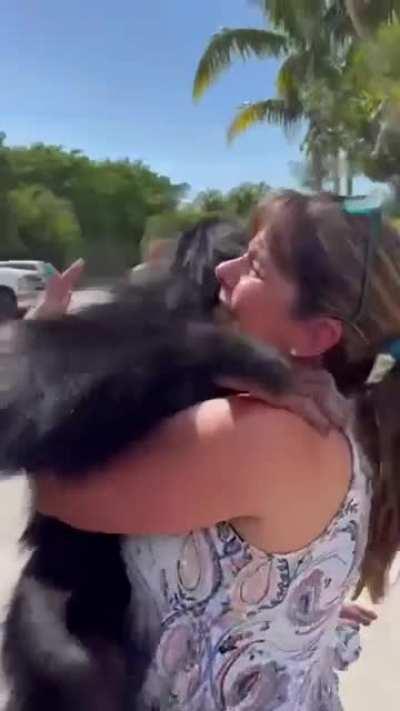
[0,260,57,283]
[0,267,44,320]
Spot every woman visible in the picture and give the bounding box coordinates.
[36,191,395,709]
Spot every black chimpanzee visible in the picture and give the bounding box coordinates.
[1,219,291,711]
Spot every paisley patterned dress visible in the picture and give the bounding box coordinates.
[123,432,371,710]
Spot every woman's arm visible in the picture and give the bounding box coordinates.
[36,397,307,536]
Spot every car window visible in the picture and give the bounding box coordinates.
[7,263,37,271]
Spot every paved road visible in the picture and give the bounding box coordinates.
[1,287,400,709]
[70,286,112,310]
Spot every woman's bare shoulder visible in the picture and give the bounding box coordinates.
[214,397,351,496]
[168,395,330,478]
[167,394,347,463]
[226,400,352,552]
[165,395,307,443]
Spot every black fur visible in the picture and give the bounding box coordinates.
[1,220,291,710]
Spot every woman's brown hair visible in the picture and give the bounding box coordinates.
[252,190,400,601]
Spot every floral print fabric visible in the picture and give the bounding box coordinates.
[123,433,370,710]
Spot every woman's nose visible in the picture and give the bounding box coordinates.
[216,256,245,289]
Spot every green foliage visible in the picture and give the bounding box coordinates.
[0,139,187,274]
[193,1,353,192]
[192,183,271,219]
[257,0,326,40]
[0,135,271,275]
[336,23,400,186]
[140,207,206,259]
[228,100,303,142]
[193,189,227,213]
[344,0,400,38]
[141,181,271,257]
[142,207,202,247]
[193,29,286,99]
[194,0,400,193]
[226,182,271,217]
[8,185,82,265]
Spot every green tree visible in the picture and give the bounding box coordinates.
[226,182,270,217]
[8,185,82,266]
[141,182,272,258]
[140,206,205,258]
[193,1,400,193]
[193,2,348,190]
[338,22,400,195]
[0,138,188,273]
[0,132,22,258]
[193,188,227,213]
[345,0,400,38]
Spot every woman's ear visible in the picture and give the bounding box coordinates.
[295,317,342,358]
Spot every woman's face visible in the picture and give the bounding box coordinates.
[216,211,345,360]
[216,224,303,354]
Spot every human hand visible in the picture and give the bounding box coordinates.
[25,259,84,319]
[339,603,377,628]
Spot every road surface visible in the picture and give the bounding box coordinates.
[70,286,112,310]
[1,287,400,708]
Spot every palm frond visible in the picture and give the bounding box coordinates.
[363,0,400,23]
[276,54,308,103]
[276,50,335,103]
[324,2,355,44]
[344,0,400,38]
[227,99,303,142]
[259,0,324,43]
[257,0,300,36]
[193,28,286,100]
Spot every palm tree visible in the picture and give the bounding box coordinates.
[193,3,331,136]
[193,2,352,191]
[193,1,400,193]
[344,0,400,38]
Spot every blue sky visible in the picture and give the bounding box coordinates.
[0,0,346,195]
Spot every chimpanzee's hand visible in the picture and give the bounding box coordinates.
[221,366,351,435]
[281,365,351,434]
